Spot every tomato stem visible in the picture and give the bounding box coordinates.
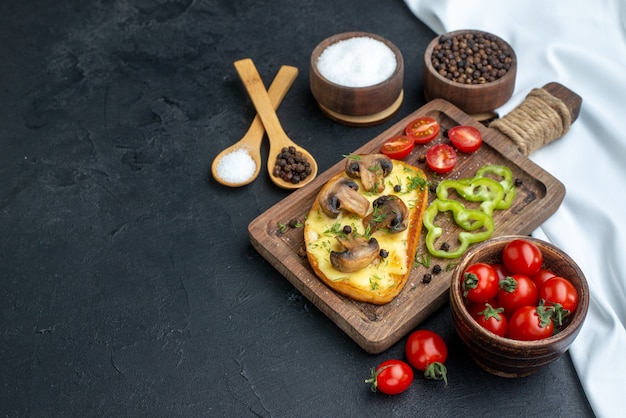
[424,362,448,386]
[535,301,555,329]
[365,365,390,392]
[479,303,505,321]
[549,302,570,327]
[499,276,517,293]
[462,272,479,297]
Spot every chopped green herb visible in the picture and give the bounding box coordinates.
[414,252,431,268]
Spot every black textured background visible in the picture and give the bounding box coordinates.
[1,0,593,416]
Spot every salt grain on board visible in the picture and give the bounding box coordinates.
[317,36,397,88]
[216,149,256,183]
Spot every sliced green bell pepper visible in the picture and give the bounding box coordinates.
[474,164,516,210]
[436,177,505,216]
[423,198,495,259]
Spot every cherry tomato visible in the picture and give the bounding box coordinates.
[502,239,543,276]
[405,117,440,144]
[532,268,557,293]
[380,135,415,160]
[405,330,448,384]
[462,262,499,303]
[540,276,579,312]
[497,273,539,315]
[508,305,554,341]
[365,359,414,395]
[491,263,511,281]
[426,143,457,174]
[467,301,508,337]
[448,125,483,153]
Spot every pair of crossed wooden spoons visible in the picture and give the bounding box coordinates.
[212,59,318,189]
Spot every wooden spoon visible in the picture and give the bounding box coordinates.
[234,58,318,189]
[212,65,299,187]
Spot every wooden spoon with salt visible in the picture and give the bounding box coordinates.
[234,58,318,190]
[212,65,299,187]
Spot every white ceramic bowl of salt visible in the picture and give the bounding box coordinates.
[310,32,404,126]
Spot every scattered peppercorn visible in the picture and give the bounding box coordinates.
[272,146,312,184]
[422,273,432,284]
[514,178,523,187]
[431,32,513,85]
[379,249,389,258]
[288,218,300,228]
[343,225,352,235]
[432,264,442,274]
[393,184,402,193]
[418,154,427,164]
[440,242,450,251]
[429,182,438,194]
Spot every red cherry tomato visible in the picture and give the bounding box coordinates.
[497,273,539,315]
[491,263,511,281]
[405,117,440,144]
[365,359,414,395]
[508,305,555,341]
[405,330,448,384]
[380,135,415,160]
[540,276,579,312]
[462,262,499,303]
[467,301,508,337]
[532,268,557,293]
[502,239,543,276]
[448,125,483,153]
[426,144,457,174]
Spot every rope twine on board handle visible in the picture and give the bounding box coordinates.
[489,87,573,156]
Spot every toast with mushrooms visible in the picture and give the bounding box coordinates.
[304,154,429,305]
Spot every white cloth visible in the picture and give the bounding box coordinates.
[403,1,626,417]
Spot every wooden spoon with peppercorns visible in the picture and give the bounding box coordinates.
[234,58,318,189]
[212,65,299,187]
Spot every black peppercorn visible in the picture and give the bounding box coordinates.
[432,32,512,85]
[272,146,311,184]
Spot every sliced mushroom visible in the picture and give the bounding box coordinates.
[330,235,380,273]
[363,195,408,234]
[344,154,393,193]
[317,177,370,218]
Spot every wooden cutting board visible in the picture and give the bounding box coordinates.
[249,83,581,353]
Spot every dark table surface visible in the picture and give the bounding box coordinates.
[1,0,594,416]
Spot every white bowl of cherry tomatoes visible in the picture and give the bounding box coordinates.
[449,235,589,378]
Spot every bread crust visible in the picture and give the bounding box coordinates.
[304,159,428,305]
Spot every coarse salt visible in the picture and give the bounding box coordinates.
[317,36,397,88]
[216,148,256,184]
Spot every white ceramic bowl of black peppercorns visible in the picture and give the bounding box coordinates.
[423,29,517,116]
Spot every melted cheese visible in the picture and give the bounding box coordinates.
[305,162,426,295]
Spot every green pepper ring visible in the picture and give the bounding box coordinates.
[423,198,495,259]
[423,164,515,259]
[436,177,505,216]
[475,164,515,209]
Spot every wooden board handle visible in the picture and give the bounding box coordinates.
[490,82,582,156]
